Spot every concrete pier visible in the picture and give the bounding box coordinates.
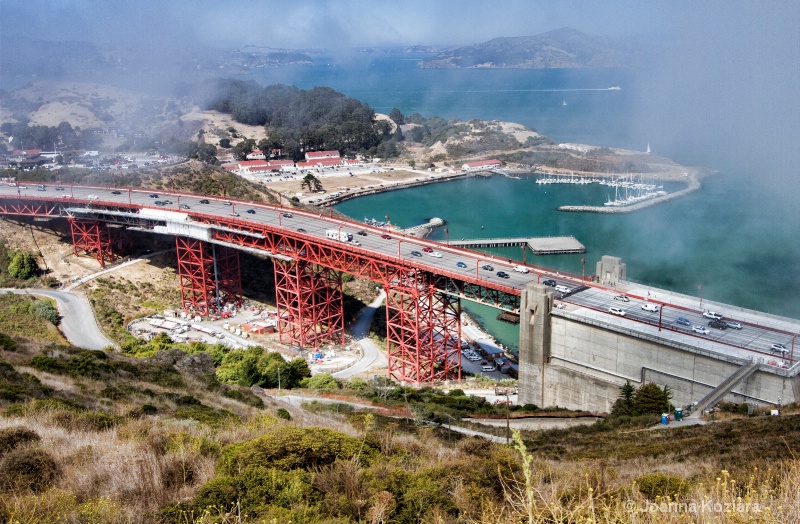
[449,236,585,255]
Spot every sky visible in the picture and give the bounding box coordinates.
[0,1,709,49]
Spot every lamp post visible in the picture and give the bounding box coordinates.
[699,284,703,309]
[522,245,527,264]
[444,228,449,245]
[581,258,586,281]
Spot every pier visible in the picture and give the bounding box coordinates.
[448,236,585,255]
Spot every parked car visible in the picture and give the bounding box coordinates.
[702,310,724,320]
[614,295,630,302]
[481,365,496,372]
[481,264,494,271]
[410,250,422,257]
[692,325,710,334]
[542,279,556,287]
[496,271,510,279]
[456,261,467,268]
[641,303,660,312]
[608,306,626,316]
[708,319,728,330]
[725,320,743,329]
[676,317,692,326]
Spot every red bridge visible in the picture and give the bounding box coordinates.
[1,183,796,386]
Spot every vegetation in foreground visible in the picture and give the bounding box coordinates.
[1,293,800,523]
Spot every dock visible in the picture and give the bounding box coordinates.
[448,236,585,255]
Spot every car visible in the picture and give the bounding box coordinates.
[87,194,99,200]
[230,212,240,217]
[771,343,789,355]
[609,306,626,316]
[36,184,46,191]
[180,204,190,209]
[410,251,422,257]
[223,201,233,206]
[496,271,510,279]
[149,193,158,198]
[54,186,65,191]
[154,201,166,206]
[614,295,630,302]
[513,265,530,273]
[199,199,210,204]
[725,321,743,329]
[246,209,256,214]
[702,310,724,320]
[708,319,728,330]
[641,303,660,312]
[676,317,692,326]
[468,355,482,361]
[282,212,292,218]
[542,279,556,287]
[555,284,570,294]
[429,251,442,258]
[481,365,496,372]
[422,246,433,253]
[111,190,121,195]
[350,240,362,246]
[456,261,467,268]
[357,230,367,236]
[297,228,307,233]
[481,264,494,271]
[692,325,710,334]
[380,234,392,239]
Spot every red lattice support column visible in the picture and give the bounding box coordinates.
[176,238,242,317]
[273,259,344,350]
[386,282,462,385]
[69,218,116,268]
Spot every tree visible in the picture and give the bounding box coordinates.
[232,138,256,160]
[7,252,37,279]
[388,108,405,125]
[301,173,322,192]
[610,380,636,416]
[632,382,671,415]
[219,138,231,148]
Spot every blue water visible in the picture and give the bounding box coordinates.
[246,52,800,351]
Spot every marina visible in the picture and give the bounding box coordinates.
[448,236,586,255]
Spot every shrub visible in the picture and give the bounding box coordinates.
[32,300,59,325]
[301,372,339,392]
[276,408,292,420]
[0,448,60,493]
[636,472,690,500]
[0,333,17,352]
[0,426,40,455]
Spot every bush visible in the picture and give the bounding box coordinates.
[0,426,40,455]
[0,333,17,352]
[276,408,292,420]
[0,448,60,493]
[32,300,59,325]
[636,472,689,500]
[301,373,339,392]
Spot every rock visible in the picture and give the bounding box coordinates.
[152,349,216,377]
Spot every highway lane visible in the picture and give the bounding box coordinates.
[2,182,797,361]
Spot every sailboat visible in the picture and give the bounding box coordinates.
[562,99,567,106]
[646,143,651,154]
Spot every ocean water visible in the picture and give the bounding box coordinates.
[248,52,800,351]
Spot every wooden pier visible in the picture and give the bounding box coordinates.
[449,236,585,255]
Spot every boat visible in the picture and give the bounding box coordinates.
[608,86,622,91]
[562,99,567,106]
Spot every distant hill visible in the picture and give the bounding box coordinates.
[418,28,642,69]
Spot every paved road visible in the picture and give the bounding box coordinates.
[1,288,115,350]
[333,290,387,379]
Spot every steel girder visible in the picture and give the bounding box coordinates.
[273,259,344,350]
[386,277,462,385]
[69,219,117,268]
[0,198,62,217]
[175,237,242,317]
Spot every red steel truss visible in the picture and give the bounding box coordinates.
[273,259,345,350]
[386,277,462,384]
[69,219,117,268]
[175,237,243,317]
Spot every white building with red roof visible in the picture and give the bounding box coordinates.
[304,150,340,161]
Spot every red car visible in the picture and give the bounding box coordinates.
[422,247,433,253]
[380,234,392,239]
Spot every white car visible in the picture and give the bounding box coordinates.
[481,365,496,372]
[641,303,660,312]
[608,306,626,316]
[513,265,530,273]
[87,194,99,200]
[429,251,442,258]
[692,326,710,334]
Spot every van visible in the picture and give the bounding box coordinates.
[641,303,660,312]
[481,365,496,372]
[554,284,570,294]
[37,184,46,191]
[513,265,530,273]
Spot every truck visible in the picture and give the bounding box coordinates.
[326,229,353,242]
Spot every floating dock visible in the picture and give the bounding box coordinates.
[449,236,585,255]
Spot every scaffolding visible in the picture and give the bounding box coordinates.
[175,237,242,317]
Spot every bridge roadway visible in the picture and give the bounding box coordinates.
[1,182,797,364]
